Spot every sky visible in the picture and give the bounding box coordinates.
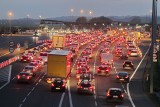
[0,0,160,19]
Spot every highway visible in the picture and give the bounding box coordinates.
[0,33,156,107]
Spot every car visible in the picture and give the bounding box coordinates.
[31,59,44,66]
[123,60,134,70]
[20,54,33,62]
[128,49,139,57]
[27,50,36,56]
[51,78,66,92]
[16,72,33,83]
[23,65,37,74]
[116,71,130,82]
[39,52,48,63]
[97,63,111,76]
[29,62,40,70]
[79,72,94,81]
[79,64,90,71]
[119,53,128,60]
[77,79,94,95]
[106,88,124,102]
[76,67,88,79]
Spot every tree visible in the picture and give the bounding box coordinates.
[130,16,141,25]
[76,17,87,24]
[89,16,112,24]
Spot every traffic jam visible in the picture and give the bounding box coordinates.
[3,29,145,106]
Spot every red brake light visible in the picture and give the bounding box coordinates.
[116,75,119,78]
[89,86,93,90]
[125,76,129,78]
[121,94,124,97]
[51,84,54,87]
[17,75,20,79]
[107,93,110,96]
[27,76,30,79]
[62,84,65,87]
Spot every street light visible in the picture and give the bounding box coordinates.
[89,10,93,16]
[80,9,84,16]
[27,14,30,29]
[8,12,13,36]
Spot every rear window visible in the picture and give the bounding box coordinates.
[54,80,63,85]
[110,90,122,95]
[125,61,132,64]
[118,72,128,76]
[20,73,29,76]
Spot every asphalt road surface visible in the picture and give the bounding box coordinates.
[0,35,156,107]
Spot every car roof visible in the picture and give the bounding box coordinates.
[118,71,128,74]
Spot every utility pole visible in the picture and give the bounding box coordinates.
[150,0,158,94]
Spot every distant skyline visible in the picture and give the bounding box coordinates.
[0,0,160,19]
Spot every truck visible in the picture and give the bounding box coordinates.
[52,34,66,49]
[46,50,72,83]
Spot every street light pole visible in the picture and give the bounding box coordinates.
[8,12,13,36]
[150,0,157,94]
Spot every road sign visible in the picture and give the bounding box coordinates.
[9,41,15,47]
[17,43,20,48]
[153,43,158,62]
[9,47,14,53]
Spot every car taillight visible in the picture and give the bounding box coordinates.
[116,75,119,78]
[17,75,20,79]
[80,86,82,88]
[62,84,65,87]
[106,69,109,72]
[125,76,129,78]
[89,86,93,90]
[121,94,124,97]
[51,84,54,87]
[27,76,30,79]
[107,93,110,96]
[97,68,100,71]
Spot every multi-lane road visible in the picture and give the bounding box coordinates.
[0,34,156,107]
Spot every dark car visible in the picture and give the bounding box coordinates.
[16,72,33,83]
[123,60,134,70]
[77,80,94,95]
[51,78,66,92]
[106,88,124,102]
[116,71,130,82]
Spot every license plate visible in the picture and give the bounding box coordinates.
[126,65,129,66]
[101,70,105,72]
[120,79,124,81]
[84,88,88,90]
[56,88,60,90]
[24,60,26,61]
[113,96,118,98]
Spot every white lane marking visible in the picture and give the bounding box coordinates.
[0,82,9,90]
[27,92,31,96]
[68,80,73,107]
[18,104,22,107]
[12,77,15,80]
[31,87,35,91]
[22,97,27,102]
[39,79,42,82]
[95,101,97,107]
[36,83,38,86]
[127,45,150,107]
[58,92,65,107]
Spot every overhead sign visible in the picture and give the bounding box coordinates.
[9,47,14,53]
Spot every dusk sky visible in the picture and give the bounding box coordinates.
[0,0,160,19]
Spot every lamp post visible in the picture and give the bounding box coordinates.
[150,0,158,94]
[27,14,30,29]
[8,12,13,36]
